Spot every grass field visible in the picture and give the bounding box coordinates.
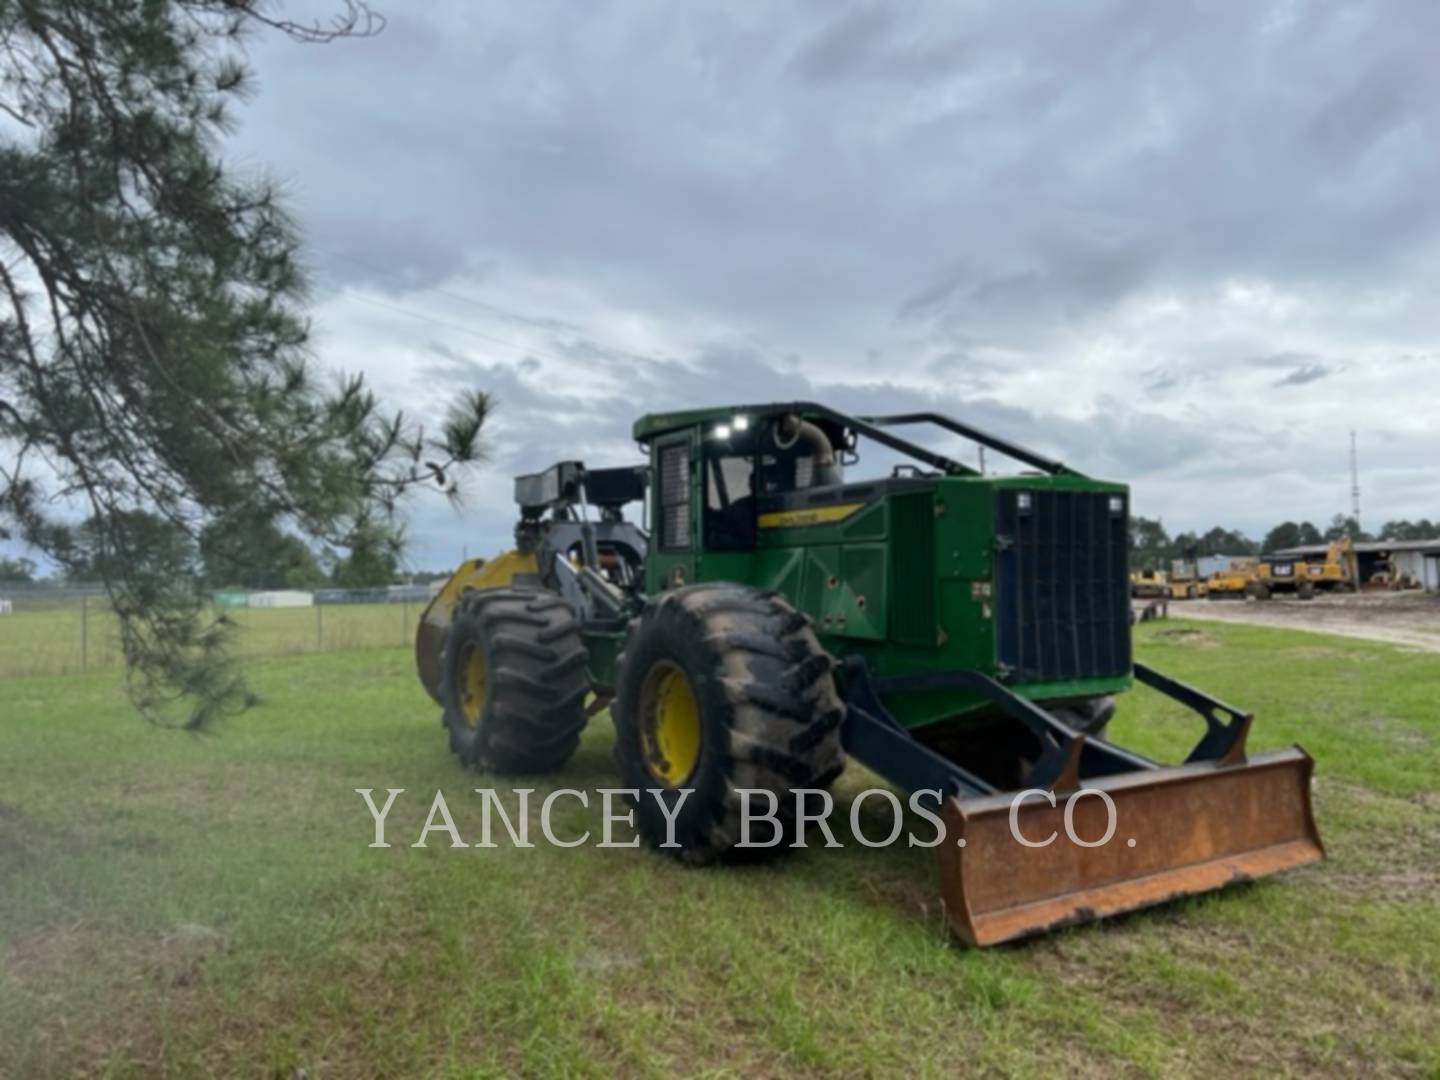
[1,620,1437,1077]
[0,600,420,678]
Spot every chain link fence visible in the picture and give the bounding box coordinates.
[0,583,436,678]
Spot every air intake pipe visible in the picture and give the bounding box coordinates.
[775,413,842,487]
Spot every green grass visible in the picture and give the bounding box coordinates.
[1,619,1437,1076]
[0,601,420,677]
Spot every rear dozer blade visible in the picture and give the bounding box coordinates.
[414,551,539,704]
[937,747,1323,947]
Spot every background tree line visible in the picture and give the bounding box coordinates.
[1129,514,1440,569]
[11,507,1435,588]
[0,511,457,590]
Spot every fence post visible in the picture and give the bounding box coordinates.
[402,596,409,646]
[316,601,323,651]
[80,593,88,673]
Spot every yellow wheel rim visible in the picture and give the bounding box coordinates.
[459,645,487,730]
[639,661,702,787]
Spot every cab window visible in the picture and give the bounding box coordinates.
[758,449,838,494]
[704,450,756,550]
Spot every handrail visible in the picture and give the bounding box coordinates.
[858,411,1073,476]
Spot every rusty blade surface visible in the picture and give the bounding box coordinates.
[937,746,1324,946]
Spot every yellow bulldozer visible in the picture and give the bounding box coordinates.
[1129,568,1169,598]
[1168,555,1208,599]
[1205,558,1259,599]
[1246,557,1316,600]
[1131,553,1208,600]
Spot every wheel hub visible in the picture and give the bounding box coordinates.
[460,646,487,730]
[640,661,701,787]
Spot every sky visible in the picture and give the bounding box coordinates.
[212,0,1440,570]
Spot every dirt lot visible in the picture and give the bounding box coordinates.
[1171,590,1440,653]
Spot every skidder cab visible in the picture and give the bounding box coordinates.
[416,403,1324,945]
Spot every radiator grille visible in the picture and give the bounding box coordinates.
[993,489,1130,683]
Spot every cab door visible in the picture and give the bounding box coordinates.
[646,431,698,593]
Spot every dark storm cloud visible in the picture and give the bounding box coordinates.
[370,323,1418,569]
[789,4,971,85]
[1247,352,1341,388]
[205,0,1440,566]
[1273,363,1336,388]
[417,339,1197,487]
[1140,366,1185,394]
[234,0,1440,346]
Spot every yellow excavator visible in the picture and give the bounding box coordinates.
[1297,537,1361,594]
[1246,538,1362,600]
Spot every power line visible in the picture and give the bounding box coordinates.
[319,249,555,326]
[341,292,582,369]
[312,248,647,372]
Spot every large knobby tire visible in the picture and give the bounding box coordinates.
[440,586,589,774]
[612,583,845,863]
